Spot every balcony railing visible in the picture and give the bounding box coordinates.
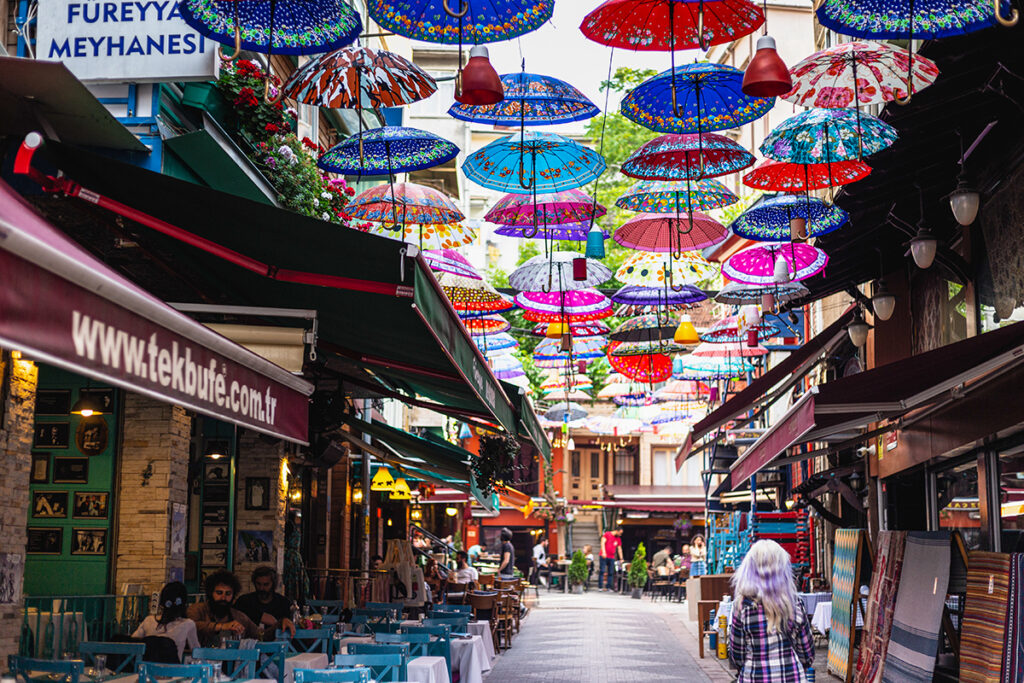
[20,594,151,658]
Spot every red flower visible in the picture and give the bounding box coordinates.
[302,137,318,151]
[265,123,279,133]
[344,187,356,196]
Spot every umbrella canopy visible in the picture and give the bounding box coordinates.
[180,0,361,55]
[494,222,608,241]
[545,402,589,422]
[622,63,774,134]
[616,178,738,214]
[613,391,654,407]
[622,133,755,181]
[742,158,872,192]
[318,126,459,176]
[530,321,611,337]
[485,189,605,226]
[655,380,709,402]
[368,0,554,44]
[616,251,718,287]
[362,222,476,249]
[463,131,607,193]
[611,284,707,309]
[597,381,646,399]
[611,339,687,356]
[609,314,676,343]
[723,242,829,285]
[642,400,701,424]
[346,183,463,226]
[700,314,777,343]
[541,373,593,391]
[473,332,519,357]
[581,0,764,50]
[673,355,754,379]
[607,341,674,383]
[282,46,436,108]
[715,281,808,305]
[464,315,512,335]
[690,341,768,358]
[436,273,513,313]
[760,108,898,163]
[815,0,1014,39]
[509,251,612,291]
[424,249,480,279]
[515,289,609,312]
[543,389,594,401]
[730,195,849,242]
[784,41,940,108]
[449,72,600,125]
[491,354,525,380]
[585,415,643,435]
[613,211,727,253]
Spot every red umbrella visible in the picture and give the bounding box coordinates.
[581,0,764,52]
[742,158,872,192]
[607,341,673,383]
[613,211,727,255]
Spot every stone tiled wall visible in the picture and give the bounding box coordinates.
[113,395,191,595]
[0,354,38,661]
[233,431,288,594]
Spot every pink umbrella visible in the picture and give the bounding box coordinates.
[690,341,768,358]
[424,249,480,279]
[723,242,828,285]
[516,289,615,322]
[612,211,727,254]
[485,189,606,227]
[531,321,611,338]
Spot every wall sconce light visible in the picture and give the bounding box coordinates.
[352,482,364,504]
[410,504,423,521]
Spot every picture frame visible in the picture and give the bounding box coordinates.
[78,388,115,414]
[75,417,108,456]
[201,548,227,567]
[35,390,71,416]
[31,491,68,519]
[72,492,109,519]
[30,453,50,484]
[202,506,228,525]
[204,463,229,482]
[33,422,70,449]
[237,529,273,563]
[53,457,89,484]
[245,477,271,510]
[202,526,228,545]
[27,527,63,554]
[70,528,107,555]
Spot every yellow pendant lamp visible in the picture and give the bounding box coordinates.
[370,467,395,492]
[674,314,700,345]
[545,322,568,338]
[389,477,412,500]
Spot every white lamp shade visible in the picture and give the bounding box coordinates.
[950,189,980,226]
[910,234,937,269]
[848,321,871,348]
[773,254,791,283]
[872,293,896,321]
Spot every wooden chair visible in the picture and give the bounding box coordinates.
[492,592,515,651]
[697,600,720,659]
[444,580,470,605]
[9,657,84,683]
[477,574,495,590]
[402,625,453,675]
[376,632,452,677]
[347,643,411,659]
[432,604,473,614]
[293,668,370,683]
[423,615,470,632]
[520,578,540,605]
[333,654,406,682]
[191,648,258,681]
[468,592,499,653]
[139,662,212,683]
[79,641,146,676]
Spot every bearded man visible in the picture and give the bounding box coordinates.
[187,570,260,645]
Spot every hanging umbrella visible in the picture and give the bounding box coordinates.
[179,0,361,56]
[673,355,754,380]
[522,302,614,323]
[473,332,519,357]
[616,251,718,288]
[699,314,777,343]
[485,189,605,228]
[283,46,436,108]
[613,391,655,407]
[622,63,774,134]
[318,126,459,176]
[783,41,939,108]
[613,211,727,253]
[346,183,463,228]
[424,249,480,279]
[449,72,600,125]
[494,223,609,241]
[742,158,872,192]
[715,281,808,305]
[515,290,615,323]
[585,415,643,435]
[622,133,755,181]
[655,380,710,402]
[463,131,606,193]
[491,354,526,380]
[362,222,476,249]
[509,252,612,292]
[436,273,513,313]
[541,373,593,391]
[530,321,611,338]
[581,0,764,52]
[533,337,608,367]
[723,242,829,285]
[611,284,707,309]
[598,381,646,399]
[543,389,594,402]
[760,108,898,164]
[544,403,589,422]
[690,341,768,358]
[609,314,677,343]
[643,400,701,424]
[607,341,674,383]
[368,0,554,44]
[464,315,512,335]
[730,195,849,242]
[611,339,687,356]
[616,178,738,213]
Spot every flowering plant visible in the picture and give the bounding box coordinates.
[217,60,292,145]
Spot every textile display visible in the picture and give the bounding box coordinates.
[828,529,868,682]
[960,551,1011,683]
[855,531,907,683]
[1001,553,1024,683]
[882,531,951,683]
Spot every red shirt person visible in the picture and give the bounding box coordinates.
[598,529,623,591]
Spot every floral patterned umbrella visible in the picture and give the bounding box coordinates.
[673,355,754,379]
[180,0,361,55]
[723,242,829,285]
[491,354,526,380]
[346,183,463,227]
[494,223,608,241]
[623,133,756,181]
[424,249,480,279]
[463,131,606,193]
[607,341,674,383]
[616,251,718,287]
[485,189,605,227]
[362,222,476,249]
[611,284,707,309]
[473,332,519,357]
[611,339,687,356]
[318,126,459,176]
[509,251,612,291]
[816,0,1017,42]
[742,158,872,192]
[449,72,599,125]
[464,314,511,335]
[699,314,777,343]
[613,211,727,253]
[622,63,774,134]
[760,108,898,164]
[515,290,615,322]
[368,0,554,44]
[581,0,764,51]
[715,281,808,305]
[535,337,607,366]
[530,321,611,337]
[690,341,768,358]
[609,314,676,343]
[730,194,849,242]
[282,47,436,109]
[616,178,738,213]
[436,273,514,313]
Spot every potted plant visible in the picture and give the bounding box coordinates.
[628,542,648,599]
[567,549,588,594]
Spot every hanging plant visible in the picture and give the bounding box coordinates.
[473,433,519,496]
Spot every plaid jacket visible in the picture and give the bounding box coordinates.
[728,597,815,683]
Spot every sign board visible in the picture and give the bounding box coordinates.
[35,0,216,82]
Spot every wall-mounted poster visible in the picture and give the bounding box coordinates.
[0,553,23,604]
[72,492,109,519]
[35,390,71,416]
[71,528,107,555]
[31,491,68,519]
[202,526,228,545]
[170,502,186,557]
[27,528,63,554]
[205,463,229,482]
[75,417,108,456]
[78,388,115,414]
[53,458,89,484]
[201,548,227,567]
[30,453,50,484]
[245,477,271,510]
[237,530,272,563]
[202,506,227,525]
[33,423,70,449]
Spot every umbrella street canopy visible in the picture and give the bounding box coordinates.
[26,140,548,454]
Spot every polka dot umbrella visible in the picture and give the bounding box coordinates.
[742,158,872,192]
[723,242,829,285]
[607,340,674,383]
[616,178,739,214]
[615,251,718,288]
[622,133,756,181]
[613,211,727,254]
[464,315,512,335]
[436,273,514,314]
[730,194,848,242]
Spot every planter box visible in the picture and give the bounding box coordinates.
[181,82,235,128]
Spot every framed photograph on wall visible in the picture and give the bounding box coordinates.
[72,492,109,519]
[30,453,50,484]
[33,422,70,449]
[78,388,115,414]
[204,463,229,482]
[202,506,228,525]
[31,491,68,519]
[202,526,228,545]
[27,528,63,554]
[245,477,271,510]
[201,548,227,567]
[35,390,71,416]
[53,457,89,484]
[75,417,108,456]
[70,528,107,555]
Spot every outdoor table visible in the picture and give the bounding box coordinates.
[798,592,832,618]
[283,652,328,683]
[407,656,449,683]
[467,621,495,661]
[450,635,488,683]
[811,599,866,633]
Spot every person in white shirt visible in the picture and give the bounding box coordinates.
[533,537,549,587]
[132,581,199,662]
[454,551,479,586]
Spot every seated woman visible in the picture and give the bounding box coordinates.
[132,581,199,662]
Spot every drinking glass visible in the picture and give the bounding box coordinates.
[93,654,107,681]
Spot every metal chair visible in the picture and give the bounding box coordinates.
[253,641,288,683]
[277,627,335,655]
[333,654,406,682]
[293,668,370,683]
[306,600,346,617]
[376,631,452,676]
[79,641,146,676]
[346,643,410,659]
[422,615,470,632]
[9,656,84,683]
[191,647,258,681]
[138,662,212,683]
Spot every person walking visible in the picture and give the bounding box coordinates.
[598,528,623,591]
[728,540,815,683]
[498,527,516,578]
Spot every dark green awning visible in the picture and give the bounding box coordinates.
[503,383,551,463]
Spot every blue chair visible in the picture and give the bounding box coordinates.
[320,614,340,625]
[253,641,288,683]
[424,615,470,631]
[138,662,212,683]
[351,607,395,623]
[346,643,410,659]
[191,648,258,681]
[9,656,83,683]
[79,641,146,676]
[363,602,404,614]
[293,668,369,683]
[402,625,453,672]
[277,628,334,655]
[376,632,452,676]
[432,604,472,614]
[333,654,406,682]
[306,600,345,617]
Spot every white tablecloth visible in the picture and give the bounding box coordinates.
[284,652,328,683]
[467,621,495,661]
[450,635,489,683]
[407,656,449,683]
[811,599,866,633]
[798,592,832,618]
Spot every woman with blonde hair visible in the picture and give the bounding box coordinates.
[728,539,815,682]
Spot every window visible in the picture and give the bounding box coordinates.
[590,450,601,479]
[614,447,638,486]
[571,451,580,478]
[407,80,456,117]
[652,450,668,486]
[934,459,981,550]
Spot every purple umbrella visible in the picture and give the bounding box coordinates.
[611,285,707,308]
[424,249,480,279]
[493,222,609,241]
[723,242,829,285]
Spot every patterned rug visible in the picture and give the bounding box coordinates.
[960,551,1011,683]
[882,531,951,682]
[855,531,907,683]
[828,529,867,682]
[1001,553,1024,683]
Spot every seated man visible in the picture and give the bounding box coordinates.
[651,542,675,576]
[187,570,260,646]
[234,566,296,638]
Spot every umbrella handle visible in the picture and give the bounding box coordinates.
[264,77,282,105]
[518,158,534,190]
[697,2,710,51]
[444,0,469,18]
[996,0,1019,26]
[218,25,242,61]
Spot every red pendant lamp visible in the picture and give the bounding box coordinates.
[742,35,792,98]
[455,46,504,105]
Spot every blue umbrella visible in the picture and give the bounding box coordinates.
[730,194,849,242]
[760,108,897,163]
[318,126,459,177]
[463,131,606,193]
[449,72,600,126]
[367,0,554,44]
[621,63,774,134]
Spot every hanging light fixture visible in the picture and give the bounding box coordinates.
[577,359,587,373]
[572,256,588,281]
[585,225,605,259]
[773,253,791,283]
[370,467,395,492]
[455,46,504,105]
[567,435,576,451]
[352,482,364,504]
[742,35,793,97]
[546,322,568,339]
[70,390,105,417]
[949,172,980,226]
[909,228,937,269]
[846,308,873,348]
[871,280,896,322]
[673,314,700,345]
[390,477,412,500]
[789,215,807,242]
[410,504,423,521]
